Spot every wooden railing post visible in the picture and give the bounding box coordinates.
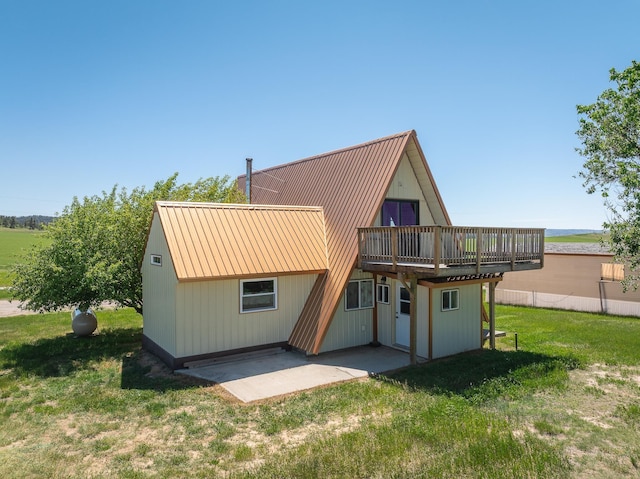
[476,227,482,274]
[391,228,398,269]
[434,226,441,275]
[357,230,362,268]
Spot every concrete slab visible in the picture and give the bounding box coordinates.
[177,346,415,403]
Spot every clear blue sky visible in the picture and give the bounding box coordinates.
[1,1,638,229]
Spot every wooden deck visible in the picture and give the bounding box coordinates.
[357,226,544,278]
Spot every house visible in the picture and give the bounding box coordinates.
[142,130,544,369]
[496,242,640,316]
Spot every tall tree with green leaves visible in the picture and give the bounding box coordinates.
[577,60,640,289]
[11,173,245,314]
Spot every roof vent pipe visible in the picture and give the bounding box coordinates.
[245,158,252,204]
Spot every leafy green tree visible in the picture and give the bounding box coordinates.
[11,173,245,314]
[577,60,640,289]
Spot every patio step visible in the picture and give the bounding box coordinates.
[183,347,287,369]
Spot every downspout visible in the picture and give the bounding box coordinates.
[246,158,253,204]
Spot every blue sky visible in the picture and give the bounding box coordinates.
[1,1,638,229]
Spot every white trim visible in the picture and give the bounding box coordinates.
[377,283,390,304]
[441,289,459,311]
[345,279,374,311]
[150,254,162,266]
[240,278,278,313]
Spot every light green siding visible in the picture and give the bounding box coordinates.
[319,270,375,353]
[375,278,429,359]
[431,284,482,358]
[175,274,317,357]
[374,153,436,226]
[142,212,178,356]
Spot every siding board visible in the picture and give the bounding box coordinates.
[175,274,317,357]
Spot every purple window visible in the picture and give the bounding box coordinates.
[382,200,418,226]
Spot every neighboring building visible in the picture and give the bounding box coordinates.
[496,242,640,316]
[142,130,544,369]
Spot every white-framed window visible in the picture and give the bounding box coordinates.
[441,289,459,311]
[377,283,390,304]
[240,278,277,313]
[345,279,374,311]
[150,254,162,266]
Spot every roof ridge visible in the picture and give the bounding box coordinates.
[241,130,415,178]
[155,201,323,212]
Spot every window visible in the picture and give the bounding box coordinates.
[150,254,162,266]
[345,279,374,311]
[441,289,459,311]
[601,263,624,282]
[377,283,390,304]
[381,199,419,226]
[240,278,277,313]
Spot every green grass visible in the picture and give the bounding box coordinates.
[546,232,608,243]
[1,306,639,478]
[0,227,49,298]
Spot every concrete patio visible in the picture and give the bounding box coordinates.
[177,345,419,403]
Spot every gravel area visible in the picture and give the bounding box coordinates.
[0,300,38,318]
[545,242,611,255]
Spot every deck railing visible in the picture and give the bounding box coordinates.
[357,226,545,276]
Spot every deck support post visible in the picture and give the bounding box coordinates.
[399,272,418,365]
[371,274,380,346]
[488,281,496,350]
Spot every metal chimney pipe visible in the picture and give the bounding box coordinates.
[245,158,252,204]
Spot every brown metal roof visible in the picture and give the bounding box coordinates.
[155,202,328,280]
[238,130,450,353]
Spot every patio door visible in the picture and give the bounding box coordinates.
[395,283,411,348]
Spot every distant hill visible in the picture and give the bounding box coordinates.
[545,229,603,237]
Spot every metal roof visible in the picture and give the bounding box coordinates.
[237,130,450,353]
[154,202,328,280]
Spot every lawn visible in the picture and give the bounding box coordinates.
[546,232,608,243]
[0,227,48,299]
[1,306,639,478]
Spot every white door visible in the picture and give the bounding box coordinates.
[395,283,411,347]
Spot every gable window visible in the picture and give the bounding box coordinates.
[382,199,419,226]
[150,254,162,266]
[377,283,390,304]
[240,278,277,313]
[441,289,459,312]
[346,279,374,311]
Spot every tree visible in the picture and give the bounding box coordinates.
[576,60,640,289]
[11,173,245,314]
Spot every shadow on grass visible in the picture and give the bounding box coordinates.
[120,349,212,392]
[0,328,209,392]
[0,327,142,378]
[385,349,582,401]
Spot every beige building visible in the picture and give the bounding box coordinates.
[142,130,544,369]
[496,243,640,316]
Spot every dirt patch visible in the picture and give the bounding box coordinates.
[531,364,640,477]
